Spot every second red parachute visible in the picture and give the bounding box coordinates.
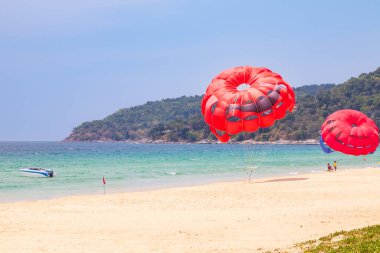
[321,109,379,156]
[201,66,296,142]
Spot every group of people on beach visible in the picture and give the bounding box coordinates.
[327,161,337,172]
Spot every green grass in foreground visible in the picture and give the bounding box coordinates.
[296,225,380,252]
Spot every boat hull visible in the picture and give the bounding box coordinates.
[19,168,55,178]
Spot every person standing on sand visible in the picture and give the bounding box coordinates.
[333,161,337,171]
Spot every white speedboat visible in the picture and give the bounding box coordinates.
[19,168,56,178]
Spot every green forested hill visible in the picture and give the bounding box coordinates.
[65,67,380,142]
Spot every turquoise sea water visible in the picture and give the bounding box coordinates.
[0,142,378,202]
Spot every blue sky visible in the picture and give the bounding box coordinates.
[0,0,379,141]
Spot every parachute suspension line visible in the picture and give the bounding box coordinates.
[225,142,245,174]
[250,128,268,172]
[264,121,285,168]
[243,131,253,182]
[225,92,246,177]
[237,92,252,182]
[247,137,254,183]
[244,89,259,182]
[210,90,244,173]
[242,128,261,182]
[259,120,285,164]
[247,124,265,181]
[244,92,289,179]
[249,120,285,176]
[231,116,288,183]
[238,90,254,182]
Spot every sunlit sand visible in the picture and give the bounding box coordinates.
[1,167,380,252]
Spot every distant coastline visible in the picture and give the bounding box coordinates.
[64,138,319,145]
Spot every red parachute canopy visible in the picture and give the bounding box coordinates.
[201,66,296,142]
[321,109,379,156]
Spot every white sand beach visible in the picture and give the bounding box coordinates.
[1,167,380,252]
